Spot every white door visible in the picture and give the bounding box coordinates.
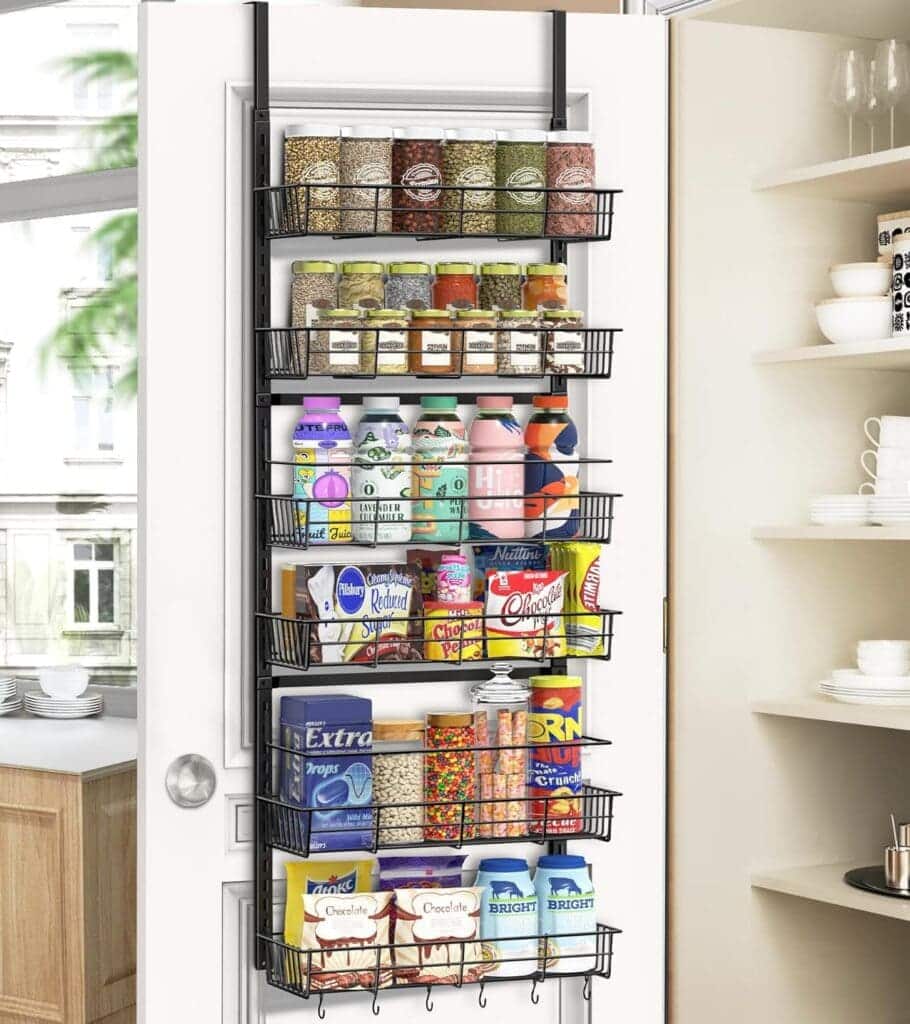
[138,6,667,1023]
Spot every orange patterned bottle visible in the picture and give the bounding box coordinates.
[523,394,579,538]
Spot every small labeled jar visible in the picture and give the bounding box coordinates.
[373,719,424,846]
[498,309,542,375]
[283,124,340,233]
[496,129,547,236]
[522,262,569,311]
[455,309,498,375]
[442,128,496,235]
[543,309,586,375]
[310,308,365,376]
[479,262,522,311]
[290,260,337,375]
[432,262,477,311]
[425,711,476,841]
[340,125,393,233]
[384,261,432,311]
[546,130,596,237]
[392,127,444,233]
[365,308,410,375]
[338,260,385,310]
[409,309,457,374]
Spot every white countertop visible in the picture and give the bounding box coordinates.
[0,714,137,776]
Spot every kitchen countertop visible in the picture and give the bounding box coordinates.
[0,714,137,776]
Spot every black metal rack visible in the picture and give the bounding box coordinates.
[250,2,623,1006]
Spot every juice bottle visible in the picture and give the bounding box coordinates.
[351,396,411,545]
[412,396,467,543]
[523,394,579,539]
[468,395,524,540]
[292,396,353,545]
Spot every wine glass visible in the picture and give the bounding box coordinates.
[830,49,869,157]
[874,39,910,148]
[859,59,881,152]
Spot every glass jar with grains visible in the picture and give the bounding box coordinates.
[366,309,410,375]
[546,131,596,237]
[442,128,496,235]
[497,309,542,376]
[283,124,340,233]
[432,262,477,311]
[456,309,498,375]
[310,308,366,376]
[409,309,458,375]
[384,261,432,311]
[373,720,425,845]
[392,127,444,233]
[338,261,385,311]
[495,129,547,236]
[479,263,522,311]
[543,309,586,375]
[340,125,393,233]
[522,263,569,311]
[289,260,338,375]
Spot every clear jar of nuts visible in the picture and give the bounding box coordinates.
[340,125,393,234]
[283,124,340,234]
[497,309,543,375]
[442,128,496,235]
[373,719,424,846]
[338,261,385,310]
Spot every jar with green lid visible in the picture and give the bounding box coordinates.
[283,124,340,233]
[432,262,477,310]
[497,309,542,375]
[288,260,338,375]
[442,128,496,235]
[543,309,585,375]
[495,129,547,236]
[365,309,410,375]
[338,261,385,311]
[409,309,458,375]
[479,263,522,311]
[456,309,498,375]
[384,262,432,311]
[522,263,569,311]
[310,308,368,376]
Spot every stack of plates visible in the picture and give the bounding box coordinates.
[809,494,869,525]
[868,497,910,525]
[819,675,910,705]
[23,690,103,719]
[0,677,21,716]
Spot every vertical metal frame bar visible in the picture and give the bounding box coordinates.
[550,9,569,397]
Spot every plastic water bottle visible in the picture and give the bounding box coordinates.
[351,396,411,544]
[293,396,353,545]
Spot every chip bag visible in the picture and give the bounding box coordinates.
[301,891,394,990]
[284,859,374,947]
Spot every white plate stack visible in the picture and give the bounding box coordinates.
[809,494,869,525]
[0,677,22,716]
[868,496,910,525]
[820,642,910,705]
[23,689,104,719]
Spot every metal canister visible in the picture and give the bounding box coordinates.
[527,675,583,835]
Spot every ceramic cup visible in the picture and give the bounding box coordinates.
[38,665,89,700]
[861,446,910,479]
[865,415,910,449]
[892,234,910,336]
[859,478,910,496]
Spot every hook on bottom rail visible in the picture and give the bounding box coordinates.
[478,981,487,1009]
[582,975,592,1002]
[371,989,381,1016]
[530,979,541,1005]
[425,985,434,1013]
[317,992,326,1020]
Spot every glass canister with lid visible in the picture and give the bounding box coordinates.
[338,260,385,311]
[310,308,365,376]
[289,260,338,375]
[424,711,476,841]
[522,262,569,311]
[409,309,458,375]
[442,128,497,234]
[479,262,522,311]
[384,261,432,311]
[282,124,340,233]
[392,127,444,233]
[340,125,393,233]
[372,719,425,846]
[495,129,547,236]
[543,310,586,375]
[546,131,596,237]
[432,262,477,311]
[497,309,542,376]
[365,308,410,375]
[455,309,498,375]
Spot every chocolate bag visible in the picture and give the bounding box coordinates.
[300,891,394,991]
[484,569,567,659]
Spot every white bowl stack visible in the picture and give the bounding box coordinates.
[22,666,104,719]
[0,676,22,716]
[815,263,892,346]
[820,641,910,704]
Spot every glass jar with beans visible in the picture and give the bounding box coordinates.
[283,124,340,233]
[340,125,393,233]
[497,309,543,376]
[455,309,498,375]
[289,260,338,375]
[366,308,410,375]
[442,128,497,234]
[522,262,569,311]
[425,712,476,841]
[495,128,547,236]
[339,261,385,310]
[384,261,432,311]
[479,262,522,311]
[372,719,425,846]
[546,130,596,237]
[310,308,368,376]
[543,309,586,375]
[392,127,444,233]
[409,309,458,375]
[432,262,477,311]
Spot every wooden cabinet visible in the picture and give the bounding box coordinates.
[0,762,136,1024]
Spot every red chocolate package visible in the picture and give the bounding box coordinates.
[484,569,567,660]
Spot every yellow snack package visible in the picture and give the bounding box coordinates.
[284,859,374,947]
[549,543,604,657]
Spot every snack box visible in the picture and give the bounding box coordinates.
[484,569,567,660]
[423,601,484,661]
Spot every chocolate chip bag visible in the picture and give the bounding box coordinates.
[300,891,394,991]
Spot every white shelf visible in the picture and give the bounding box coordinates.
[753,145,910,205]
[752,695,910,731]
[754,340,910,371]
[753,525,910,541]
[752,863,910,923]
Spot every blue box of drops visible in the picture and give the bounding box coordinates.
[278,695,373,852]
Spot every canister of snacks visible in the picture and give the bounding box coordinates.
[409,309,458,375]
[372,719,425,845]
[289,260,338,375]
[432,262,477,311]
[543,309,586,374]
[891,235,910,336]
[456,309,498,375]
[425,712,476,840]
[546,131,596,237]
[340,125,393,233]
[283,124,340,233]
[498,309,542,375]
[365,309,410,375]
[479,263,522,311]
[495,129,547,236]
[442,128,497,234]
[522,263,569,311]
[392,127,444,233]
[339,261,385,310]
[310,308,366,376]
[878,209,910,260]
[384,261,432,311]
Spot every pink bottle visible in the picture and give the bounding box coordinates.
[468,396,525,540]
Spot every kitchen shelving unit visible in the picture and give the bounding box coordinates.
[250,3,622,1009]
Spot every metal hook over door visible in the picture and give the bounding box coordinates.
[165,754,217,808]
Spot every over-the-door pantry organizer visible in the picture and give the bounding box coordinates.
[249,2,623,1012]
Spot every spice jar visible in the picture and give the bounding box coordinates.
[384,261,432,311]
[425,712,476,841]
[392,127,444,233]
[340,125,393,233]
[455,309,498,375]
[496,129,547,236]
[546,131,596,237]
[543,309,586,375]
[365,308,410,375]
[522,263,569,311]
[442,128,496,235]
[338,261,385,311]
[283,124,340,233]
[409,309,458,375]
[472,664,530,839]
[373,719,424,846]
[479,263,522,311]
[497,309,543,376]
[289,260,338,375]
[310,308,366,376]
[432,262,477,311]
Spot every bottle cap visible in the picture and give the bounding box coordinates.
[446,128,496,143]
[367,309,410,319]
[342,125,394,138]
[363,396,401,411]
[543,310,583,320]
[412,309,452,319]
[387,261,431,275]
[531,394,568,410]
[435,262,476,276]
[500,309,538,319]
[480,263,521,276]
[421,395,458,410]
[292,260,336,274]
[302,396,341,410]
[342,261,383,274]
[478,858,529,873]
[530,673,581,686]
[321,308,361,318]
[525,263,567,276]
[496,129,547,143]
[285,124,339,138]
[537,854,587,870]
[455,309,495,319]
[548,130,594,145]
[477,395,514,409]
[393,127,446,141]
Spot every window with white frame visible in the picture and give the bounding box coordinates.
[71,363,115,454]
[69,540,117,626]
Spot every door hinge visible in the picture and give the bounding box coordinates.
[662,596,669,654]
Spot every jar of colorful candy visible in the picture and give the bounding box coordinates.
[425,712,476,841]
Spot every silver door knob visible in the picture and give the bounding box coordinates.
[165,754,216,808]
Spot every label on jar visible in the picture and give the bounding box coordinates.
[420,330,451,367]
[354,162,388,186]
[302,160,338,204]
[549,330,584,371]
[305,299,332,328]
[506,166,545,205]
[555,166,594,205]
[464,330,496,368]
[402,162,442,203]
[377,329,408,368]
[328,330,360,367]
[508,330,542,368]
[457,165,495,208]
